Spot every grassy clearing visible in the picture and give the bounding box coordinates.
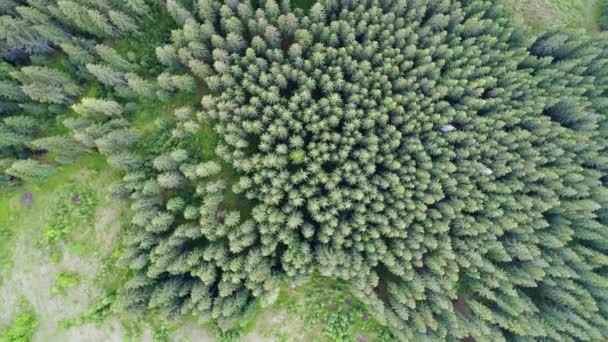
[0,154,109,281]
[0,154,128,340]
[502,0,601,32]
[239,274,395,342]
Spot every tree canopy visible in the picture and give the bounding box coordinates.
[1,0,607,341]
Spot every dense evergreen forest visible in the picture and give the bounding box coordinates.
[1,0,607,341]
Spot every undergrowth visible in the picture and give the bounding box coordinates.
[0,300,38,342]
[59,292,115,330]
[256,275,396,341]
[50,270,81,296]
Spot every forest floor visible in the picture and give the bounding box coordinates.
[1,0,604,341]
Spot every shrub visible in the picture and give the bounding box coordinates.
[51,271,80,296]
[0,301,38,342]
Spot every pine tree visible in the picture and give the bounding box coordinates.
[124,0,152,20]
[30,136,88,164]
[18,1,596,339]
[95,44,135,71]
[166,0,192,25]
[126,73,155,98]
[60,42,95,65]
[5,158,55,182]
[108,10,138,34]
[0,15,51,59]
[157,72,195,93]
[85,63,126,86]
[72,97,124,118]
[11,66,80,104]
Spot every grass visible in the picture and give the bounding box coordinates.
[252,274,396,341]
[0,300,38,342]
[0,153,118,281]
[0,195,15,285]
[502,0,602,32]
[50,271,81,296]
[0,153,130,340]
[42,185,95,245]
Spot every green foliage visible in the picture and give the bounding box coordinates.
[599,0,608,30]
[502,0,601,32]
[60,292,115,329]
[42,186,95,245]
[210,322,245,342]
[289,150,305,164]
[159,0,608,340]
[51,270,80,296]
[294,0,316,11]
[6,159,56,183]
[307,303,352,340]
[0,301,38,342]
[266,275,395,341]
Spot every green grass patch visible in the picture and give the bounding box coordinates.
[502,0,601,32]
[0,194,15,285]
[0,300,38,342]
[253,274,396,341]
[41,185,95,246]
[0,154,119,276]
[59,292,115,330]
[50,271,81,296]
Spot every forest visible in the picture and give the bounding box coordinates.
[1,0,607,341]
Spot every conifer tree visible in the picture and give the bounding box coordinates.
[95,44,135,71]
[5,158,55,182]
[30,136,87,164]
[85,63,126,86]
[11,66,80,104]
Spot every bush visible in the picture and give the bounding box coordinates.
[60,292,115,329]
[51,271,80,296]
[0,301,38,342]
